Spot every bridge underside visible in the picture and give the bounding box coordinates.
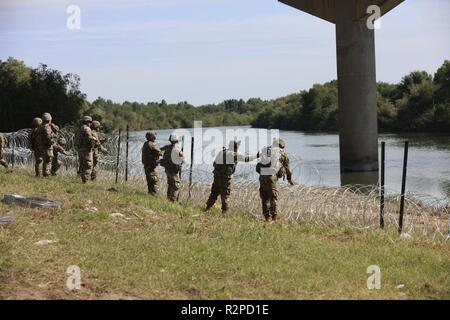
[279,0,404,23]
[279,0,404,181]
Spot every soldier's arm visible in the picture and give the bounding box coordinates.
[61,147,72,156]
[45,126,54,146]
[87,128,97,146]
[150,143,162,156]
[50,123,59,133]
[177,149,185,165]
[282,154,294,185]
[236,152,257,163]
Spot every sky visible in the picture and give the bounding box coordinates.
[0,0,449,105]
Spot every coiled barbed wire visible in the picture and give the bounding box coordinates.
[1,129,449,242]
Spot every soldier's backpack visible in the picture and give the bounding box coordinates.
[36,124,53,148]
[142,142,159,169]
[256,146,281,176]
[161,145,182,172]
[214,148,237,176]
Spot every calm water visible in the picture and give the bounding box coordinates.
[128,127,450,202]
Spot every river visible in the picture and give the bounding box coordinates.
[126,126,450,202]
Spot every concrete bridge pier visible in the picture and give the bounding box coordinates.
[335,1,378,173]
[279,0,405,185]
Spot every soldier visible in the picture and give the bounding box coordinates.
[36,113,57,177]
[160,134,184,202]
[0,133,8,168]
[204,140,258,214]
[30,117,43,176]
[51,138,72,176]
[256,138,294,222]
[74,116,97,183]
[141,131,162,195]
[90,120,107,181]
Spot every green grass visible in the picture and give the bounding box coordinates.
[0,169,449,299]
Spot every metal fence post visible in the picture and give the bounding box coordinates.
[188,137,194,199]
[125,125,129,182]
[398,141,409,234]
[380,141,385,229]
[11,132,15,169]
[115,129,121,184]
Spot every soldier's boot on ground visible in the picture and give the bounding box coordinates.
[271,214,279,222]
[221,202,229,215]
[0,160,7,168]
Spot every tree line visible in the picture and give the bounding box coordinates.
[1,57,449,133]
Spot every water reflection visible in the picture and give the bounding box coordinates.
[340,171,379,191]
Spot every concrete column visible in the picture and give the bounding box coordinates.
[335,0,379,174]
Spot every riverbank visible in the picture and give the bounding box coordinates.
[0,169,449,299]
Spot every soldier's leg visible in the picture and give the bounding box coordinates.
[77,151,84,177]
[166,172,176,201]
[145,167,159,195]
[34,152,43,176]
[220,177,231,213]
[259,190,270,221]
[144,168,152,194]
[150,173,159,195]
[205,177,220,210]
[0,149,7,168]
[91,154,98,181]
[259,178,272,221]
[270,183,279,221]
[43,151,53,177]
[81,151,93,183]
[172,173,182,201]
[51,158,61,176]
[0,150,7,168]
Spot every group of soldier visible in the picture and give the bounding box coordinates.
[1,120,293,221]
[141,131,293,222]
[28,113,107,183]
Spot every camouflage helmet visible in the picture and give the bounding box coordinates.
[82,115,93,124]
[229,140,241,150]
[169,134,180,143]
[42,113,52,122]
[277,138,286,149]
[146,131,157,141]
[32,117,42,127]
[57,137,67,145]
[91,120,101,129]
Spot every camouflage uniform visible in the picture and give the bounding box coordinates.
[91,122,107,181]
[257,141,293,222]
[30,118,42,176]
[161,136,184,202]
[36,116,56,177]
[51,139,71,176]
[141,132,162,195]
[205,142,257,213]
[74,120,96,183]
[0,133,7,168]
